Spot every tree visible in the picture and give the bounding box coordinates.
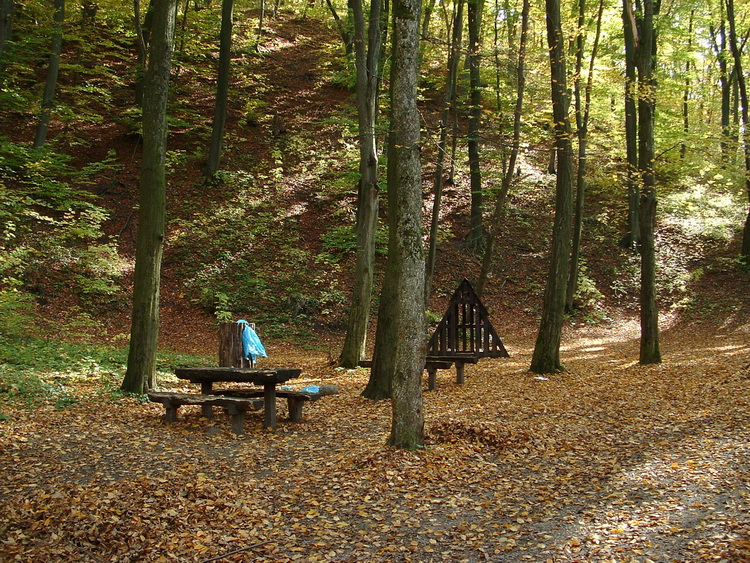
[325,0,354,55]
[465,0,485,252]
[724,0,750,259]
[425,0,464,305]
[0,0,15,64]
[529,0,575,374]
[121,0,178,394]
[339,0,387,367]
[476,0,529,298]
[205,0,235,178]
[709,2,732,168]
[367,0,426,450]
[622,0,639,250]
[625,0,661,364]
[34,0,65,148]
[565,0,604,312]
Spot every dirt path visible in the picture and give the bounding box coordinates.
[2,321,750,562]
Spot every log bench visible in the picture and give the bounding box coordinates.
[213,385,338,422]
[147,392,263,434]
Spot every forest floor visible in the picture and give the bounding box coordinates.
[2,315,750,562]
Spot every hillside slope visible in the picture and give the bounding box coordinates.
[2,9,749,356]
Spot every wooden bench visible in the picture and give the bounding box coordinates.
[359,359,454,391]
[214,385,338,422]
[147,392,263,434]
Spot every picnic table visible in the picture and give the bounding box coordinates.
[175,367,301,429]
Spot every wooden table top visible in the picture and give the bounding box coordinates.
[175,367,302,385]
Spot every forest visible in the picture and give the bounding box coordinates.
[1,0,750,560]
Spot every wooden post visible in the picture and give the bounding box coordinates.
[218,322,254,368]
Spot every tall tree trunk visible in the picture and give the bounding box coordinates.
[476,0,529,298]
[565,0,603,312]
[325,0,354,55]
[711,9,731,168]
[425,0,463,306]
[34,0,65,148]
[121,0,178,394]
[256,0,265,49]
[725,0,750,258]
[465,0,484,251]
[628,0,661,365]
[530,0,574,374]
[680,10,693,160]
[205,0,235,178]
[380,0,425,449]
[340,0,385,368]
[0,0,15,64]
[622,0,639,249]
[134,0,156,107]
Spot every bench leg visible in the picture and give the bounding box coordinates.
[287,398,304,422]
[263,383,277,430]
[227,405,247,435]
[427,367,438,391]
[164,402,179,423]
[455,361,465,384]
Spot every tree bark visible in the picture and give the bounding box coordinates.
[465,0,484,252]
[725,0,750,259]
[34,0,65,148]
[122,0,178,394]
[370,0,426,450]
[205,0,235,178]
[622,0,639,250]
[529,0,574,375]
[340,0,385,367]
[629,0,661,365]
[0,0,15,64]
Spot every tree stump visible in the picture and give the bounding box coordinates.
[218,322,254,368]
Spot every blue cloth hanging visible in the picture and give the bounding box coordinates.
[237,319,267,363]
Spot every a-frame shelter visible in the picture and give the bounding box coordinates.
[425,278,509,389]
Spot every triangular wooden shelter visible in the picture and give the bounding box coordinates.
[427,278,509,361]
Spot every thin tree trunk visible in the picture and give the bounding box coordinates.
[122,0,178,394]
[680,10,693,160]
[34,0,65,148]
[205,0,235,178]
[380,0,425,449]
[628,0,661,365]
[256,0,265,49]
[725,0,750,259]
[340,0,385,368]
[710,13,730,167]
[465,0,484,252]
[622,0,639,249]
[425,0,463,306]
[134,0,156,107]
[565,0,603,312]
[530,0,574,374]
[0,0,15,64]
[476,0,529,298]
[325,0,354,55]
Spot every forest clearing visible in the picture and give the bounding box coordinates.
[2,319,750,562]
[2,0,750,560]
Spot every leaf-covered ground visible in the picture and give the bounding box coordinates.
[2,318,750,563]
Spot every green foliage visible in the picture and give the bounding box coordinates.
[320,223,388,262]
[0,332,210,413]
[0,138,126,309]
